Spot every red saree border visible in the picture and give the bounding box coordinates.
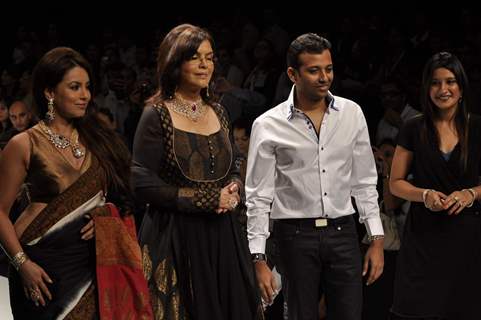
[95,203,154,319]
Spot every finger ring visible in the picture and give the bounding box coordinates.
[228,198,238,209]
[454,196,459,202]
[30,288,41,301]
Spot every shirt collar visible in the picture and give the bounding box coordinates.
[285,85,339,120]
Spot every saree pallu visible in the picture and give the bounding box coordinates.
[9,158,153,319]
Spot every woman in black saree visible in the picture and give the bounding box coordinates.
[389,52,481,319]
[132,24,263,319]
[0,47,152,319]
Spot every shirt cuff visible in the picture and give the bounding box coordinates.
[248,236,267,254]
[364,216,384,237]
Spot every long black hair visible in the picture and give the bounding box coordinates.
[420,51,470,170]
[32,47,132,213]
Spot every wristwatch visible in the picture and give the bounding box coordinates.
[251,253,267,263]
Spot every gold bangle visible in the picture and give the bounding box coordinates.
[11,251,28,271]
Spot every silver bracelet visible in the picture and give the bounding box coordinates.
[11,251,28,271]
[368,235,385,242]
[463,188,477,208]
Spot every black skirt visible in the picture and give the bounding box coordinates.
[392,205,481,319]
[139,209,262,320]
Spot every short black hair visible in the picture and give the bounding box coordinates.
[287,33,331,70]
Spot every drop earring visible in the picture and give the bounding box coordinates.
[46,98,55,121]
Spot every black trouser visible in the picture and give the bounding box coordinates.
[274,215,362,320]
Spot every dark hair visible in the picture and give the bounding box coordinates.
[97,107,114,123]
[32,47,132,213]
[287,33,331,70]
[420,51,469,170]
[154,23,216,102]
[378,138,396,148]
[232,117,254,136]
[381,76,407,95]
[0,99,12,132]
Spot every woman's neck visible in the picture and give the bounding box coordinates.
[435,106,457,124]
[46,117,75,137]
[175,88,202,102]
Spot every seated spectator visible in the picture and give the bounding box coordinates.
[376,78,420,145]
[0,100,35,149]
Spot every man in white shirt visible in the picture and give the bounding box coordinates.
[246,33,384,320]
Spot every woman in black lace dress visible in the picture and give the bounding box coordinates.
[132,24,262,320]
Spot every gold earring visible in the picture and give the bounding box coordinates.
[46,98,55,121]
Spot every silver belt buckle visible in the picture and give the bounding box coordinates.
[315,218,328,227]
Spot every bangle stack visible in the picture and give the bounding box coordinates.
[11,251,28,271]
[463,188,477,208]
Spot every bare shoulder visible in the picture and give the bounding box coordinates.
[1,132,32,168]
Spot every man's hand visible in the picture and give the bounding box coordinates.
[363,239,384,285]
[254,261,277,304]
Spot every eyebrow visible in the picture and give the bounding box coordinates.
[432,77,456,80]
[67,81,90,85]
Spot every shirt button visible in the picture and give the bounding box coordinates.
[324,192,327,196]
[322,169,326,173]
[321,147,324,151]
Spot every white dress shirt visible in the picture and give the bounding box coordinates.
[246,86,383,254]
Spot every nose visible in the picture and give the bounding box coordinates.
[318,70,327,83]
[439,81,450,93]
[199,57,208,68]
[80,87,91,100]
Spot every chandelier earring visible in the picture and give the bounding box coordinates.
[46,98,55,121]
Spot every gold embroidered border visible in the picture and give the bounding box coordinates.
[21,156,106,244]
